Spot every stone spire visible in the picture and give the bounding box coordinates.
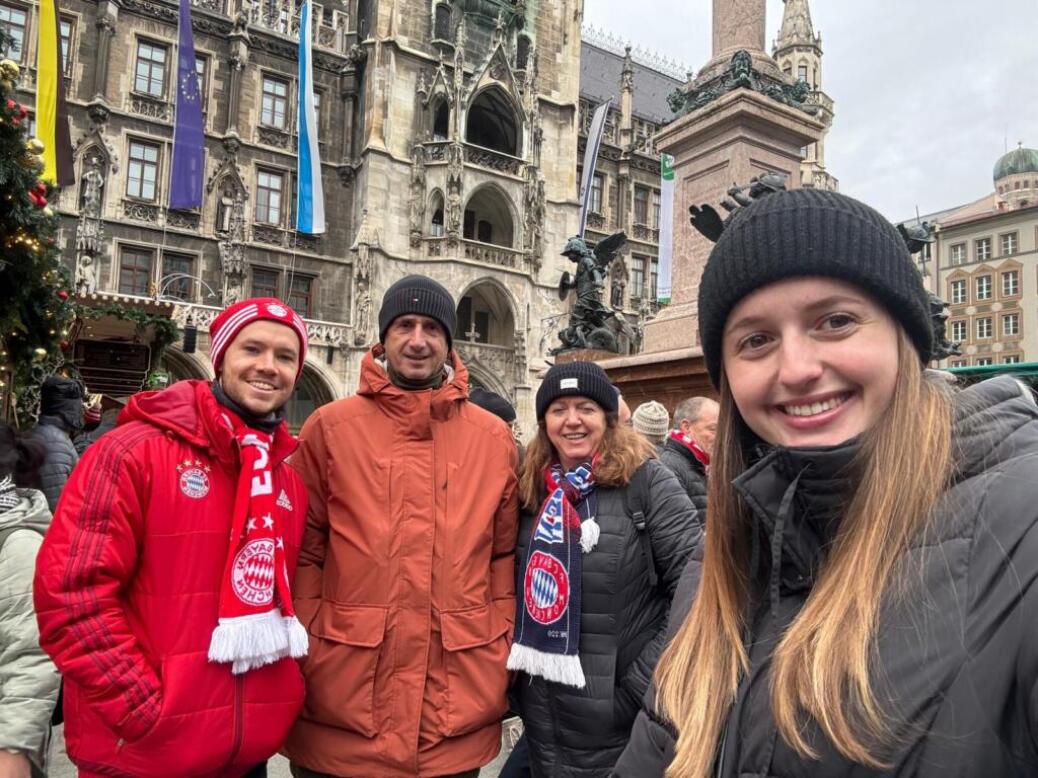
[775,0,820,54]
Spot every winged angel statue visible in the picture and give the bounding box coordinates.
[554,231,636,353]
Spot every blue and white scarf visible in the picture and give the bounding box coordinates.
[507,460,598,688]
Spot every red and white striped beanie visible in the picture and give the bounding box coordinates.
[209,298,309,377]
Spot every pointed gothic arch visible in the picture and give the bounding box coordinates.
[466,86,521,156]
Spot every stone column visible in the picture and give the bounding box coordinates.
[226,38,249,136]
[712,0,766,57]
[92,3,118,101]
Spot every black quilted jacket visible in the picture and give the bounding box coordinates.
[657,437,708,516]
[513,458,700,777]
[615,377,1038,777]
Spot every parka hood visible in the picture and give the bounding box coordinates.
[0,488,50,533]
[357,345,469,424]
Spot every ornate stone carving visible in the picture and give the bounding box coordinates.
[252,225,284,245]
[632,223,659,243]
[292,232,321,252]
[351,209,379,346]
[523,165,545,272]
[455,342,516,385]
[462,240,524,270]
[610,253,628,310]
[75,160,105,296]
[669,49,819,118]
[425,141,448,162]
[586,212,605,230]
[445,142,464,241]
[128,93,172,121]
[192,0,225,13]
[167,210,201,230]
[121,199,160,223]
[464,144,522,175]
[409,143,426,247]
[257,125,291,149]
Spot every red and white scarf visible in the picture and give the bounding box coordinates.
[669,429,710,471]
[207,414,308,674]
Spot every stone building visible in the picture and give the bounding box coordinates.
[10,0,583,429]
[576,27,683,332]
[910,144,1038,367]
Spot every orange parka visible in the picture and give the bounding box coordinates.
[282,347,519,777]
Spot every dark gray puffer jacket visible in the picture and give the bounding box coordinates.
[29,418,78,513]
[614,376,1038,777]
[657,437,708,515]
[514,458,700,777]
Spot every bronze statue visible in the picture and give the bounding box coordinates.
[554,232,635,353]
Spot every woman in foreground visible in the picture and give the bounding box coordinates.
[615,188,1038,777]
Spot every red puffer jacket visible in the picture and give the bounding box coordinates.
[34,380,308,778]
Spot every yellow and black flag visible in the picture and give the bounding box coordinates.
[35,0,74,186]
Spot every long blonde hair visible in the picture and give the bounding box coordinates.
[518,414,656,510]
[655,328,953,776]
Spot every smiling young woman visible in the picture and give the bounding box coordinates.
[614,188,1038,778]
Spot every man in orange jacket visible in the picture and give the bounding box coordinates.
[284,275,519,778]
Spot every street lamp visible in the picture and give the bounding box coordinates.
[155,273,220,303]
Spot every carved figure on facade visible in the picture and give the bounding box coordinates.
[522,166,545,269]
[217,189,247,304]
[609,253,628,310]
[554,232,636,353]
[74,157,105,295]
[351,209,380,347]
[409,143,427,247]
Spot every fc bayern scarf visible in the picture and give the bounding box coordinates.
[670,429,710,470]
[506,461,597,688]
[207,413,308,673]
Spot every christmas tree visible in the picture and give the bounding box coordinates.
[0,57,77,426]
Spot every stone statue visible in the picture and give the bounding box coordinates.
[409,144,426,245]
[353,277,372,346]
[897,220,936,256]
[929,293,962,361]
[610,254,628,309]
[75,253,97,295]
[554,232,637,353]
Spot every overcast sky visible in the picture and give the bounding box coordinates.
[582,0,1038,221]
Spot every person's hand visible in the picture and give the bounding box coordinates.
[0,750,31,778]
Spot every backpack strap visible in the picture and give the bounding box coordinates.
[623,462,658,588]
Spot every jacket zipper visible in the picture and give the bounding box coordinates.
[221,674,245,772]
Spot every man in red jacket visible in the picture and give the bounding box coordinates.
[34,298,311,778]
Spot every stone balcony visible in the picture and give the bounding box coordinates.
[464,144,523,176]
[422,237,528,272]
[170,302,350,347]
[119,200,201,231]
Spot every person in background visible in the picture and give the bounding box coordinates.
[658,397,718,515]
[0,423,60,778]
[28,376,83,512]
[632,401,670,448]
[616,389,633,427]
[509,361,699,776]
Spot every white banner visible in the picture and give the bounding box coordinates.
[577,101,611,236]
[657,153,675,305]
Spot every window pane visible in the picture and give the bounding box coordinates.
[119,248,154,295]
[950,280,966,305]
[60,18,73,74]
[975,238,991,261]
[590,174,603,214]
[634,187,648,224]
[261,77,288,128]
[127,141,159,200]
[256,170,284,224]
[1002,271,1019,297]
[1001,233,1018,255]
[135,41,167,97]
[252,268,279,298]
[287,275,313,316]
[0,5,27,61]
[976,276,991,300]
[161,253,194,300]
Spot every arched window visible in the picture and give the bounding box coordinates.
[285,367,335,432]
[516,35,531,71]
[454,281,516,345]
[433,2,451,40]
[429,190,445,236]
[432,99,449,140]
[463,185,514,247]
[466,87,520,156]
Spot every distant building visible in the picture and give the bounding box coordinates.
[578,27,684,329]
[909,144,1038,366]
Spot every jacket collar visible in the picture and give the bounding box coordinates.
[732,440,857,599]
[357,345,469,434]
[663,435,707,474]
[118,379,297,467]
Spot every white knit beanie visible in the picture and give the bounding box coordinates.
[632,401,670,443]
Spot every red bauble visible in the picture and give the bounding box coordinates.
[57,289,69,301]
[5,99,14,110]
[60,340,70,351]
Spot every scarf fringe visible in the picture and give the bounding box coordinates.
[579,518,600,553]
[209,610,307,675]
[507,643,586,688]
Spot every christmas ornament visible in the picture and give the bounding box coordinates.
[57,289,68,301]
[27,138,44,155]
[32,348,47,361]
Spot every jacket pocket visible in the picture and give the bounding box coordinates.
[303,602,388,738]
[440,602,510,737]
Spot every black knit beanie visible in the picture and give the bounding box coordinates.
[378,275,457,349]
[469,387,517,423]
[536,362,618,421]
[697,188,932,388]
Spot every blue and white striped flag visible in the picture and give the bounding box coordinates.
[295,0,325,234]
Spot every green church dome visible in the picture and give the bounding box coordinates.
[994,145,1038,181]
